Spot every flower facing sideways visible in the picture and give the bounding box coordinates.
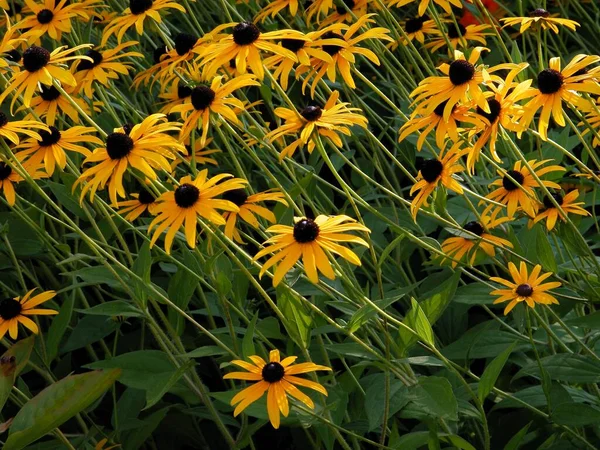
[0,289,57,340]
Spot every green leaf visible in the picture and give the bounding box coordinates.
[184,346,228,358]
[77,301,143,318]
[46,295,74,363]
[143,360,193,410]
[62,316,118,353]
[5,369,120,450]
[564,311,600,328]
[64,266,125,287]
[46,181,89,220]
[324,343,377,360]
[0,337,35,413]
[442,435,477,450]
[167,250,200,335]
[408,377,458,421]
[2,336,35,378]
[514,354,600,383]
[131,242,152,307]
[552,403,600,426]
[533,225,558,273]
[365,377,409,431]
[276,287,312,349]
[478,341,517,402]
[410,298,434,347]
[242,313,258,358]
[454,283,496,305]
[503,422,531,450]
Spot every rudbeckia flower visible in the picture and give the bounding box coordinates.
[500,9,579,34]
[117,188,159,221]
[0,111,48,145]
[296,16,392,97]
[170,139,221,171]
[148,170,247,254]
[254,214,370,286]
[222,189,288,243]
[0,14,22,71]
[520,55,600,140]
[425,23,492,53]
[157,33,206,77]
[20,84,98,126]
[101,0,186,45]
[388,0,461,17]
[200,21,307,80]
[15,126,102,176]
[440,208,513,268]
[265,90,368,160]
[223,349,331,429]
[485,159,565,218]
[305,0,334,23]
[76,114,184,205]
[532,190,589,230]
[387,16,439,49]
[0,289,57,340]
[158,78,193,114]
[72,42,143,98]
[490,262,561,315]
[255,0,301,22]
[399,100,485,151]
[320,0,372,26]
[410,146,466,219]
[0,160,47,206]
[171,74,260,144]
[411,47,493,121]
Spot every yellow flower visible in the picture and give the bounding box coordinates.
[116,188,159,221]
[171,139,221,171]
[388,0,461,17]
[387,16,439,49]
[254,214,370,286]
[223,349,331,429]
[490,262,561,315]
[425,23,492,53]
[0,289,58,340]
[0,159,47,206]
[265,90,368,160]
[320,0,373,26]
[0,111,48,145]
[148,170,247,254]
[255,0,301,22]
[500,9,579,34]
[532,190,589,230]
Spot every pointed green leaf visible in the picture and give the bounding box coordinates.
[77,301,143,318]
[503,422,531,450]
[132,242,152,307]
[0,337,33,413]
[478,341,517,402]
[242,313,258,358]
[276,287,312,349]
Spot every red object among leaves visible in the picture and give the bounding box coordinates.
[460,0,503,26]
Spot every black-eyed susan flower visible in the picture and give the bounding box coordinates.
[410,146,466,219]
[255,0,301,22]
[485,159,565,218]
[101,0,186,46]
[20,84,97,126]
[388,0,461,17]
[305,0,334,23]
[148,170,247,254]
[265,90,368,160]
[171,139,221,171]
[0,14,22,72]
[440,209,512,268]
[200,21,307,80]
[132,44,171,89]
[15,126,101,176]
[76,114,184,205]
[116,188,158,221]
[0,160,47,206]
[532,190,589,230]
[222,189,288,243]
[254,214,370,286]
[263,29,338,91]
[223,349,331,429]
[411,47,492,121]
[171,74,260,145]
[580,99,600,147]
[466,63,531,173]
[520,55,600,140]
[0,111,48,145]
[158,78,193,114]
[490,262,561,315]
[72,42,143,98]
[500,9,579,34]
[0,44,92,110]
[320,0,371,26]
[296,16,391,97]
[157,33,206,77]
[399,100,485,151]
[387,16,439,49]
[425,23,492,53]
[0,289,57,340]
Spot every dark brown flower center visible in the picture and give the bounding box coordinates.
[433,100,454,117]
[530,8,550,18]
[106,132,134,160]
[463,221,484,236]
[516,283,533,297]
[502,169,525,191]
[174,33,198,56]
[0,112,7,128]
[222,188,248,206]
[281,38,306,53]
[300,105,322,121]
[38,126,61,146]
[174,183,200,208]
[177,85,192,99]
[191,85,216,110]
[293,218,319,243]
[336,0,355,14]
[39,85,61,101]
[449,59,475,86]
[405,16,426,33]
[37,8,54,24]
[421,158,444,183]
[122,123,134,135]
[0,163,12,180]
[476,98,502,124]
[322,31,344,55]
[4,50,21,63]
[232,21,260,46]
[138,189,155,204]
[22,46,50,72]
[77,49,103,71]
[447,23,466,39]
[0,298,21,320]
[262,362,285,382]
[7,3,22,15]
[153,45,167,64]
[537,69,563,94]
[130,0,153,14]
[543,192,563,208]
